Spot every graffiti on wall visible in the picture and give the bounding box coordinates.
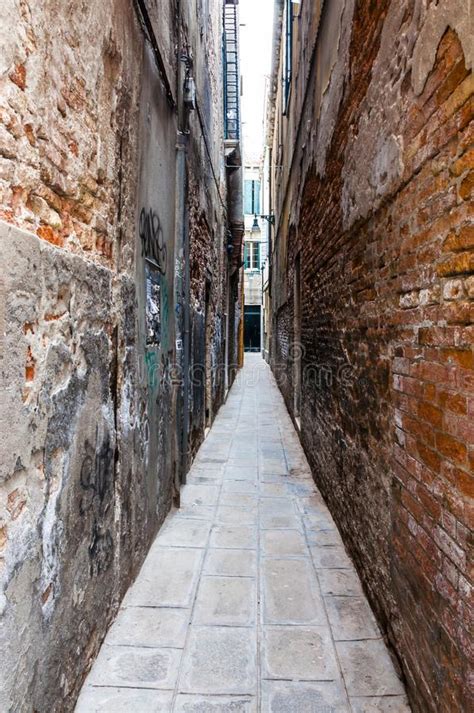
[139,208,167,275]
[140,207,168,349]
[145,264,161,346]
[79,429,114,577]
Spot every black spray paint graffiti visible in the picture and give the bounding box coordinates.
[79,429,115,577]
[145,264,161,346]
[139,208,167,274]
[140,208,167,347]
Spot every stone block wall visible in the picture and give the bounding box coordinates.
[267,1,473,711]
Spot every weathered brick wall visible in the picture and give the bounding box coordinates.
[0,0,144,267]
[269,1,473,711]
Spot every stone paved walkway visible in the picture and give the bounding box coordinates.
[76,354,411,712]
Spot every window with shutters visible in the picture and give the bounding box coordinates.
[243,179,261,215]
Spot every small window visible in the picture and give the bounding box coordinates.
[244,241,260,270]
[243,179,261,215]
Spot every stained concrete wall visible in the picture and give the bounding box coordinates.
[267,1,473,712]
[0,0,233,711]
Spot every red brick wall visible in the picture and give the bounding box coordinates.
[272,9,473,713]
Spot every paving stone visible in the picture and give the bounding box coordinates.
[195,455,229,465]
[178,505,217,520]
[174,694,257,712]
[187,474,223,485]
[210,526,257,550]
[260,512,302,530]
[193,576,256,626]
[311,546,353,569]
[219,493,258,509]
[349,696,412,712]
[259,483,289,497]
[75,687,173,712]
[87,645,181,689]
[261,680,350,712]
[304,512,338,530]
[124,548,202,608]
[228,455,259,464]
[259,437,284,447]
[295,495,328,514]
[262,626,339,681]
[194,454,228,468]
[259,474,292,484]
[216,505,258,526]
[260,462,288,476]
[261,529,308,557]
[155,518,211,548]
[307,529,344,547]
[325,596,380,641]
[181,484,220,507]
[259,497,296,517]
[179,626,256,694]
[223,466,259,481]
[336,640,406,697]
[317,569,364,597]
[262,558,326,624]
[107,606,189,648]
[189,462,225,472]
[204,549,257,577]
[288,481,317,496]
[260,444,286,456]
[222,480,258,494]
[188,464,225,476]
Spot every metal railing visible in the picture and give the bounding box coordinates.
[223,2,240,141]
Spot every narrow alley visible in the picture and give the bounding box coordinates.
[0,0,472,711]
[76,355,409,712]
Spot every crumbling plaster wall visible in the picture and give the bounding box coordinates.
[270,1,473,711]
[0,0,229,711]
[0,1,151,710]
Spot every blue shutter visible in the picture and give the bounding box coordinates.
[244,180,253,215]
[244,242,250,269]
[254,181,261,215]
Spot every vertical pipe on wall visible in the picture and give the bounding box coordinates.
[224,265,230,395]
[182,189,190,481]
[174,2,190,488]
[175,134,188,490]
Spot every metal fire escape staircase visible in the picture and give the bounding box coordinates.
[223,1,240,142]
[223,0,244,270]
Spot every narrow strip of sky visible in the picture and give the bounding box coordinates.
[239,0,274,163]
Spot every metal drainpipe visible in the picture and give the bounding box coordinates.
[176,3,191,487]
[224,263,230,396]
[175,133,188,487]
[181,152,190,484]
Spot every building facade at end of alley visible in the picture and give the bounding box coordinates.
[0,1,245,711]
[262,2,473,713]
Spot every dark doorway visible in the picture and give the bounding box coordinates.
[244,305,261,352]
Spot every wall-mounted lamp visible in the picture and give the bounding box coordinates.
[253,213,275,228]
[251,215,261,235]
